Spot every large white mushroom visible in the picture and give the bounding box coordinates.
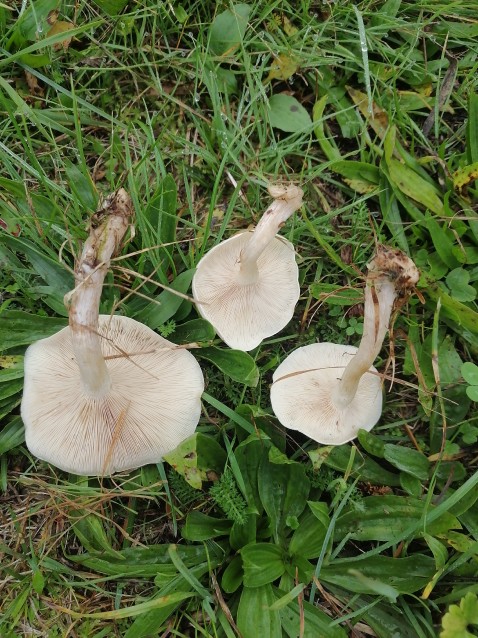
[21,189,204,475]
[270,246,419,445]
[192,184,303,351]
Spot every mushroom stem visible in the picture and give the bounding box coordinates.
[237,184,303,285]
[334,246,419,409]
[66,189,133,397]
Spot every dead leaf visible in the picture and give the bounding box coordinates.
[452,162,478,192]
[265,53,300,82]
[343,178,377,194]
[347,86,389,140]
[423,56,458,136]
[47,20,75,51]
[24,71,44,97]
[269,14,299,36]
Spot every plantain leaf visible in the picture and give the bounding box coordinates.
[268,94,312,132]
[196,346,259,386]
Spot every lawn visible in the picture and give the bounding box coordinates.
[1,1,478,636]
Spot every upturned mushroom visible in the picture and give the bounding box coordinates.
[21,189,204,475]
[270,246,419,445]
[192,184,303,351]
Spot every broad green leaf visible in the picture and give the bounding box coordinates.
[278,586,347,638]
[31,569,45,595]
[309,283,362,306]
[386,157,444,215]
[216,66,238,94]
[335,495,460,542]
[314,445,401,486]
[437,336,464,385]
[400,472,422,497]
[17,52,52,67]
[258,447,310,542]
[0,395,21,421]
[142,174,177,267]
[0,356,24,382]
[424,215,460,269]
[357,429,385,458]
[230,512,257,550]
[288,502,329,559]
[124,561,219,638]
[0,311,67,351]
[321,554,435,596]
[221,554,243,593]
[0,417,25,455]
[70,510,121,557]
[182,511,232,541]
[330,160,380,184]
[237,584,281,638]
[324,83,361,138]
[424,534,448,570]
[196,346,259,386]
[65,592,195,620]
[425,280,478,345]
[440,592,478,638]
[257,447,310,542]
[64,162,98,211]
[1,235,73,311]
[16,0,59,42]
[209,4,250,56]
[93,0,129,16]
[269,583,305,611]
[466,386,478,401]
[268,94,312,132]
[383,444,429,480]
[163,432,227,489]
[136,269,194,329]
[169,319,215,344]
[0,378,23,401]
[235,432,271,511]
[241,543,286,587]
[69,543,220,577]
[446,268,477,302]
[350,593,420,638]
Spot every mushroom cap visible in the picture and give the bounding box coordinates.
[192,232,300,351]
[21,315,204,475]
[270,342,383,445]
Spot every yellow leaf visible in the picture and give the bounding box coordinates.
[347,86,389,140]
[47,20,75,51]
[0,355,22,369]
[453,162,478,192]
[343,178,378,194]
[265,53,299,82]
[269,14,298,36]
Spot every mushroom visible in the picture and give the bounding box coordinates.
[192,184,303,351]
[270,246,419,445]
[21,189,204,475]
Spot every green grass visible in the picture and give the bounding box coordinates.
[1,0,478,636]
